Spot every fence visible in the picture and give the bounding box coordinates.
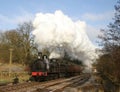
[0,71,30,83]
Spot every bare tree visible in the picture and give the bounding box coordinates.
[0,30,21,63]
[0,21,37,64]
[97,0,120,83]
[16,21,35,64]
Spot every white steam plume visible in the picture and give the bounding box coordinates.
[32,10,97,71]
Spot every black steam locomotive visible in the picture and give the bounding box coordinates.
[29,52,82,82]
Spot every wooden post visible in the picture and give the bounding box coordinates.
[0,72,2,81]
[9,48,13,77]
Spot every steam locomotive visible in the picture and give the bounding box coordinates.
[29,52,82,82]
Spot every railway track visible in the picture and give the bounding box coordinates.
[0,73,90,92]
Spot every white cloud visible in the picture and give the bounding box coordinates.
[32,10,97,71]
[0,10,106,47]
[13,11,34,24]
[86,25,100,43]
[79,11,114,46]
[0,11,34,30]
[81,11,114,21]
[0,14,11,24]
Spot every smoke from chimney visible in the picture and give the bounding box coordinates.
[32,10,97,71]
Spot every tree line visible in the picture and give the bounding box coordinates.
[96,0,120,86]
[0,21,38,65]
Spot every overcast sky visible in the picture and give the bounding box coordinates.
[0,0,117,45]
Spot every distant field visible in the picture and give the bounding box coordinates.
[0,63,30,83]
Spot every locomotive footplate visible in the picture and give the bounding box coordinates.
[32,72,47,76]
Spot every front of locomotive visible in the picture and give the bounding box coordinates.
[30,52,48,82]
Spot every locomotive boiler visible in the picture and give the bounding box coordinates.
[29,52,83,82]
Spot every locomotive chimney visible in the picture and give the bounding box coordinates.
[38,52,42,59]
[43,55,50,70]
